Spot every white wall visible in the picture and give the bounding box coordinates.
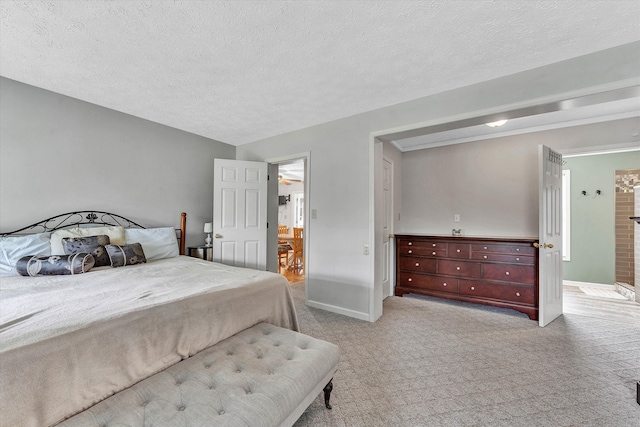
[0,77,236,248]
[236,42,640,321]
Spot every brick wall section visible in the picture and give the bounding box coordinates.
[615,170,639,287]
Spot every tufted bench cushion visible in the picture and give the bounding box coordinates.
[56,323,340,427]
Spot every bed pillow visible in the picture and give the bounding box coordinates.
[16,253,95,276]
[62,235,111,267]
[50,226,125,255]
[124,227,179,260]
[0,232,52,276]
[106,243,147,268]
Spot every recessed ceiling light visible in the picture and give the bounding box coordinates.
[486,120,508,128]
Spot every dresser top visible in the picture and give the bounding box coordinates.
[394,234,538,243]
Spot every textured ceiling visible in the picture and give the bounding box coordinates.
[1,1,639,146]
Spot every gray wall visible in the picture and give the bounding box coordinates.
[399,119,640,237]
[562,151,640,284]
[0,77,236,248]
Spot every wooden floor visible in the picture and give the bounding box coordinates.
[279,266,304,285]
[563,283,640,323]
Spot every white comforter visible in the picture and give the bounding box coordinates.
[0,256,299,427]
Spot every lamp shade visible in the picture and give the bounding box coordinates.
[204,222,213,233]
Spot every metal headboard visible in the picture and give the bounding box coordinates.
[1,211,187,255]
[0,211,145,236]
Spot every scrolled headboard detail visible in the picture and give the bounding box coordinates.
[1,211,187,255]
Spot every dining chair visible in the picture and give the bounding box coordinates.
[278,225,288,241]
[278,243,291,273]
[292,227,303,273]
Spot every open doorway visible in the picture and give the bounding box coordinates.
[277,159,306,285]
[561,150,639,305]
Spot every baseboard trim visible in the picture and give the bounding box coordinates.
[563,280,613,289]
[306,300,370,321]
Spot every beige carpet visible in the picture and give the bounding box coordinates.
[291,283,640,427]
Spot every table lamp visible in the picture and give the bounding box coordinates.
[204,222,213,247]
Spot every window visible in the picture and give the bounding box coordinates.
[562,169,571,261]
[292,192,304,228]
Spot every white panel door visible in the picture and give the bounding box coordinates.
[538,145,563,327]
[382,157,393,298]
[213,159,268,270]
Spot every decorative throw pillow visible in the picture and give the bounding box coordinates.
[50,226,125,255]
[124,227,179,260]
[16,253,95,276]
[0,232,51,276]
[106,243,147,268]
[62,235,111,267]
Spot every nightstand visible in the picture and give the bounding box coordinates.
[188,246,213,261]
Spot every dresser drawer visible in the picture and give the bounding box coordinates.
[437,260,482,278]
[471,252,535,265]
[399,246,447,257]
[482,264,536,285]
[448,243,470,259]
[398,256,436,273]
[471,244,535,256]
[398,272,458,293]
[459,280,535,305]
[400,239,447,250]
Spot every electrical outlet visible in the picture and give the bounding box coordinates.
[311,209,317,219]
[454,214,461,223]
[363,244,369,255]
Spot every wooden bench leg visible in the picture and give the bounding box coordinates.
[323,379,333,410]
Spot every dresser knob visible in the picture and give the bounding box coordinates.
[516,292,521,297]
[432,252,436,255]
[483,255,487,259]
[408,242,412,246]
[415,263,420,267]
[408,278,412,282]
[484,246,487,250]
[505,271,510,276]
[516,248,520,252]
[456,249,461,253]
[432,243,436,247]
[516,257,520,261]
[456,266,461,271]
[408,250,412,254]
[443,283,447,287]
[470,286,475,291]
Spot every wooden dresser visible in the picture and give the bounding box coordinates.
[395,235,539,320]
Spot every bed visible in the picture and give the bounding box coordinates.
[0,211,309,427]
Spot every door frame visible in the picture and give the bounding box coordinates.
[266,152,311,297]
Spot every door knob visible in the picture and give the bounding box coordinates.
[215,234,223,239]
[533,242,554,249]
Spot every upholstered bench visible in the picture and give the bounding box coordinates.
[57,323,340,427]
